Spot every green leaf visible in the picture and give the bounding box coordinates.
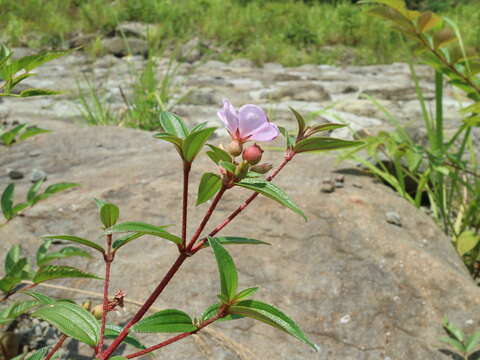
[27,179,44,204]
[206,144,232,164]
[0,300,39,323]
[1,124,27,145]
[11,202,29,216]
[278,126,295,150]
[201,303,243,322]
[197,173,222,205]
[42,235,104,253]
[236,178,306,220]
[18,89,61,97]
[465,331,480,353]
[234,287,259,301]
[18,127,51,141]
[104,324,146,349]
[219,160,236,174]
[100,203,120,228]
[229,300,318,351]
[183,127,216,162]
[43,182,79,195]
[32,302,100,346]
[0,276,22,293]
[7,258,29,279]
[208,237,238,302]
[21,291,56,304]
[108,357,127,360]
[294,137,362,153]
[36,239,52,266]
[443,316,465,342]
[307,123,347,136]
[203,236,270,247]
[1,183,14,220]
[25,347,49,360]
[132,309,197,333]
[112,232,145,250]
[456,230,479,256]
[33,265,101,284]
[153,132,184,154]
[440,336,465,352]
[289,107,306,137]
[191,122,209,132]
[5,245,21,273]
[159,112,189,139]
[16,50,70,72]
[38,247,92,267]
[107,222,181,245]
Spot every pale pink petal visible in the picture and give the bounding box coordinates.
[217,100,239,134]
[249,122,279,142]
[237,104,268,139]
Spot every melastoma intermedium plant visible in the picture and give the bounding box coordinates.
[0,100,361,360]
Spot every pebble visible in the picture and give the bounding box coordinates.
[321,178,335,193]
[386,211,402,227]
[30,168,47,183]
[29,151,41,157]
[7,169,24,180]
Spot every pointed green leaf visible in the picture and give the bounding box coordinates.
[183,127,216,162]
[440,336,465,352]
[1,183,14,220]
[27,179,44,203]
[132,309,197,333]
[159,112,189,139]
[234,287,259,301]
[307,123,347,136]
[294,137,362,153]
[191,122,209,132]
[32,302,100,346]
[1,124,27,145]
[289,107,306,137]
[33,265,101,284]
[108,357,127,360]
[153,132,184,154]
[230,300,318,351]
[94,198,107,209]
[16,50,70,72]
[219,160,236,174]
[203,236,270,247]
[456,231,479,256]
[5,245,22,274]
[112,232,145,250]
[43,182,79,195]
[12,202,29,216]
[107,222,181,245]
[18,127,51,141]
[21,291,56,304]
[443,316,465,342]
[465,331,480,353]
[0,300,39,323]
[22,347,49,360]
[206,144,232,164]
[36,239,52,265]
[100,203,120,228]
[201,303,243,322]
[19,89,60,97]
[104,324,146,349]
[279,126,295,150]
[8,258,29,279]
[42,235,104,253]
[0,276,22,293]
[236,178,306,220]
[208,237,238,302]
[37,247,92,267]
[197,173,222,205]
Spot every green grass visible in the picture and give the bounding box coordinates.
[0,0,479,66]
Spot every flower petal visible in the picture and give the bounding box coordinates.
[249,122,280,142]
[217,100,239,135]
[237,104,268,139]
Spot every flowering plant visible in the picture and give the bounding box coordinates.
[0,100,360,360]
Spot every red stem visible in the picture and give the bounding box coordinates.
[97,234,113,354]
[45,335,67,360]
[181,162,191,249]
[98,253,188,360]
[125,309,225,359]
[185,186,227,251]
[192,151,295,252]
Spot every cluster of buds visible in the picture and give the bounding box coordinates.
[87,290,126,319]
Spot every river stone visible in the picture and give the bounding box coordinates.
[0,126,478,360]
[115,22,150,39]
[265,84,331,102]
[102,37,148,57]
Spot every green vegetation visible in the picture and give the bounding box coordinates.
[0,0,478,66]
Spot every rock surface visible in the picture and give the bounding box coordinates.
[1,126,479,360]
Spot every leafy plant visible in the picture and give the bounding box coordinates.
[0,124,50,147]
[1,180,79,222]
[0,104,360,359]
[440,316,480,359]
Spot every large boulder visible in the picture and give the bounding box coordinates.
[0,126,478,360]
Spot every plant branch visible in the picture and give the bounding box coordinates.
[125,307,226,359]
[98,252,188,360]
[181,161,192,249]
[45,334,68,360]
[97,233,113,354]
[192,151,295,252]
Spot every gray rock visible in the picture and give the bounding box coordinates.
[1,126,478,360]
[7,169,24,180]
[115,22,150,39]
[183,88,221,106]
[266,84,331,102]
[102,37,148,57]
[30,169,47,183]
[386,211,402,227]
[180,38,203,63]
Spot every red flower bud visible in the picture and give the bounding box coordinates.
[242,144,264,165]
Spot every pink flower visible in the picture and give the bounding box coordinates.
[242,144,264,165]
[217,100,279,143]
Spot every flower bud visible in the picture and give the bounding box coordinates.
[250,163,273,174]
[91,304,104,319]
[81,301,92,311]
[227,140,243,157]
[242,144,263,165]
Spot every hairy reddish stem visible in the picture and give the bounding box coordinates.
[125,308,226,359]
[181,162,192,249]
[99,253,188,360]
[45,334,67,360]
[192,151,295,252]
[186,186,227,251]
[97,234,113,354]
